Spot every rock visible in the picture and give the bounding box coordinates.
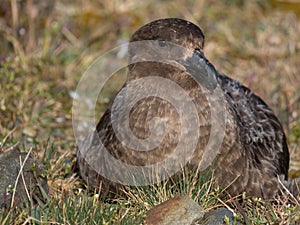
[145,196,242,225]
[194,207,241,225]
[0,148,48,208]
[144,195,204,225]
[22,127,38,138]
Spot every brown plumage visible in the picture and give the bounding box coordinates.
[77,18,292,199]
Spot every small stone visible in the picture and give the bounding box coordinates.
[144,195,204,225]
[194,207,241,225]
[22,127,37,137]
[55,117,66,123]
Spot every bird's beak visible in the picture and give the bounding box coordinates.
[176,49,218,91]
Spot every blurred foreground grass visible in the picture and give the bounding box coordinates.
[0,0,299,224]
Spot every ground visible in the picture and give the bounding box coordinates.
[0,0,299,224]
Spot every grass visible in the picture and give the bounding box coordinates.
[0,0,300,224]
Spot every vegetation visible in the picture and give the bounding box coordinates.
[0,0,299,224]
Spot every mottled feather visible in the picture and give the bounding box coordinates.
[77,18,291,199]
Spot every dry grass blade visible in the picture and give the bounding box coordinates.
[10,147,33,208]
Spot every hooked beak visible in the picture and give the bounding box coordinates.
[176,49,218,90]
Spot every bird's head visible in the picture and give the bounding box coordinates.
[128,18,218,90]
[130,18,205,51]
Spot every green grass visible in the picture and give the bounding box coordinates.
[0,0,299,224]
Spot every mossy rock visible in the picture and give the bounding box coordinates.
[0,148,48,209]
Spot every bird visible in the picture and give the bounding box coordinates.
[76,18,293,200]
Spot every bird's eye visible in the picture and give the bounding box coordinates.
[158,39,167,47]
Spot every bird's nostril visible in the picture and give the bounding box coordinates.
[158,39,167,47]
